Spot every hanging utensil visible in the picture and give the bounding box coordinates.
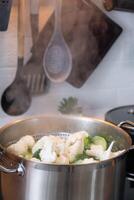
[30,0,40,48]
[0,0,13,31]
[1,0,31,116]
[43,0,72,83]
[23,0,49,95]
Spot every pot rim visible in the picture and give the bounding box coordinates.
[0,114,132,170]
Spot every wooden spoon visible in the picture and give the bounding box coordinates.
[43,0,72,83]
[1,0,31,116]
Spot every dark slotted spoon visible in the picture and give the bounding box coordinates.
[1,0,31,116]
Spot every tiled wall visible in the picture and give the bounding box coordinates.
[0,0,134,120]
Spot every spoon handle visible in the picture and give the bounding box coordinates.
[30,0,40,45]
[54,0,62,34]
[16,0,26,78]
[18,0,25,59]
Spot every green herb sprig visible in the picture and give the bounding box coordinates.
[58,97,82,114]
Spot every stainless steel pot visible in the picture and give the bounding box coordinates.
[0,115,133,200]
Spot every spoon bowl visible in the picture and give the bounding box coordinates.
[43,0,72,83]
[1,78,31,116]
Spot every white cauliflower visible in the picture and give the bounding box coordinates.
[32,135,66,163]
[87,141,125,161]
[66,131,88,147]
[56,154,69,164]
[75,158,98,164]
[30,157,41,162]
[66,131,88,162]
[86,144,105,160]
[32,135,65,153]
[7,142,27,156]
[32,136,48,154]
[39,138,57,163]
[55,142,66,156]
[7,135,35,156]
[19,135,35,149]
[49,135,66,155]
[67,139,84,162]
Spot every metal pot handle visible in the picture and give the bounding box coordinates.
[118,121,134,131]
[0,145,25,176]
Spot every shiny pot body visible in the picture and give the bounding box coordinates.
[0,115,132,200]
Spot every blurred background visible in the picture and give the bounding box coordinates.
[0,0,134,123]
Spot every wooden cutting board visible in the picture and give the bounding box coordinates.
[32,0,122,88]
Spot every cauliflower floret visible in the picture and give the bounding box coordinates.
[7,142,27,156]
[55,142,66,155]
[86,141,124,161]
[39,138,57,163]
[75,158,98,164]
[7,135,35,156]
[19,135,35,149]
[49,135,66,155]
[66,131,88,146]
[30,157,41,162]
[81,158,98,164]
[55,140,66,155]
[40,149,57,163]
[65,131,88,163]
[56,154,69,164]
[86,144,104,160]
[32,135,66,157]
[24,152,33,159]
[67,139,84,162]
[32,136,49,154]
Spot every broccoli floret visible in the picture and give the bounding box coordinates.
[33,149,41,160]
[73,151,89,163]
[84,136,92,150]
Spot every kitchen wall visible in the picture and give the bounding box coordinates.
[0,0,134,122]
